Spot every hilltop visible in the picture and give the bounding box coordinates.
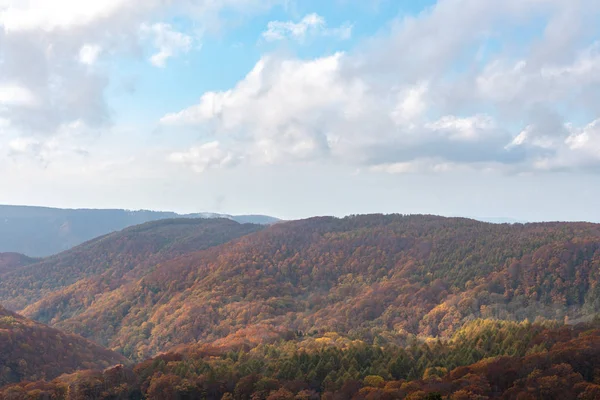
[0,218,264,311]
[11,214,600,361]
[0,253,37,274]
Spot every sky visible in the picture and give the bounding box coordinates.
[1,0,600,221]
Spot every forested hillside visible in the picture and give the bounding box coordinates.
[1,214,600,399]
[0,306,126,387]
[0,205,277,257]
[12,214,600,361]
[0,218,264,312]
[0,253,37,274]
[2,319,600,399]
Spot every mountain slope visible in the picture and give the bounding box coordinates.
[0,204,277,257]
[28,214,600,360]
[0,218,264,312]
[3,319,600,399]
[0,253,37,274]
[0,306,126,387]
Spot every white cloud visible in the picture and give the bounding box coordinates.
[168,141,238,173]
[262,13,352,42]
[390,83,428,126]
[567,120,600,154]
[8,137,42,153]
[0,0,282,138]
[140,22,193,68]
[547,120,600,170]
[426,115,497,142]
[0,0,141,32]
[505,117,600,172]
[162,53,370,165]
[507,124,561,150]
[162,0,600,174]
[0,84,38,106]
[0,0,159,135]
[160,53,514,171]
[475,44,600,108]
[161,53,357,128]
[3,119,93,169]
[3,0,600,183]
[369,161,419,174]
[369,159,466,174]
[78,44,102,65]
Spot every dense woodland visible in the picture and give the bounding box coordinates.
[0,253,37,275]
[2,319,600,399]
[10,215,600,360]
[1,214,600,398]
[0,306,125,387]
[0,218,263,311]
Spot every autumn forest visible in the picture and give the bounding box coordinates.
[2,214,600,399]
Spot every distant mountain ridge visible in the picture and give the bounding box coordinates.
[0,217,265,311]
[0,204,279,257]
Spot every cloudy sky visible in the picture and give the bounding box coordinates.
[1,0,600,221]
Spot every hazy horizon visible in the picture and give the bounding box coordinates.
[2,202,597,224]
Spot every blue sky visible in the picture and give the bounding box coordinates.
[109,0,411,123]
[1,0,600,221]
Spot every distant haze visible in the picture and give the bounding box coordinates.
[0,205,278,257]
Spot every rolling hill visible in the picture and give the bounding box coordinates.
[0,218,264,312]
[11,214,600,361]
[0,306,126,387]
[2,318,600,399]
[0,204,278,257]
[0,253,37,275]
[1,214,600,399]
